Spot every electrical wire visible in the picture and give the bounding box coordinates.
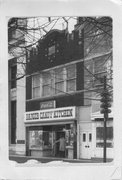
[9,16,113,99]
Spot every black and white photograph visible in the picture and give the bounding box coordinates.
[0,0,122,180]
[8,16,113,163]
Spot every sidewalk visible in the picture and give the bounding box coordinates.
[9,154,113,164]
[9,145,113,164]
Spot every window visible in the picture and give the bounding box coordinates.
[93,56,108,87]
[32,64,76,98]
[11,65,17,89]
[96,126,113,148]
[42,71,53,96]
[29,130,53,149]
[89,133,92,142]
[66,64,76,92]
[93,72,107,87]
[83,133,86,142]
[11,101,16,144]
[32,75,40,98]
[55,67,64,94]
[8,28,16,42]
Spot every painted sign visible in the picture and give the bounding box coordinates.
[25,106,76,123]
[40,100,55,109]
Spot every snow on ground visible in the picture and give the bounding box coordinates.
[9,159,71,166]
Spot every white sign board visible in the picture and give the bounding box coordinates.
[25,106,76,123]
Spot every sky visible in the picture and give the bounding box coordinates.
[26,17,77,46]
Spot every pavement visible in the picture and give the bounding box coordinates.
[9,154,113,164]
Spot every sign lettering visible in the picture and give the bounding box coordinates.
[25,107,76,122]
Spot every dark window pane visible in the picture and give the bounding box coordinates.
[96,127,113,140]
[11,65,17,88]
[89,133,92,142]
[11,101,16,144]
[83,133,86,142]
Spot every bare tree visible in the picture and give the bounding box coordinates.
[8,16,113,99]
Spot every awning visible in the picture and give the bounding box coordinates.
[91,107,113,120]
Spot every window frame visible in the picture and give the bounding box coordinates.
[96,126,113,148]
[54,67,65,95]
[31,63,77,99]
[11,65,17,89]
[32,74,41,99]
[66,64,76,92]
[42,70,53,97]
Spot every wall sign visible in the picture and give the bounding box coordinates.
[40,100,55,110]
[25,106,76,123]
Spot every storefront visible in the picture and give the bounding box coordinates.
[91,109,114,159]
[24,106,77,159]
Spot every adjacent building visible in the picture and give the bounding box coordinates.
[8,18,26,155]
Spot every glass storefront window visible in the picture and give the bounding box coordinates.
[29,130,53,149]
[28,125,75,158]
[96,126,113,148]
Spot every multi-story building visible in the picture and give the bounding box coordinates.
[23,17,113,160]
[83,17,113,159]
[8,18,26,155]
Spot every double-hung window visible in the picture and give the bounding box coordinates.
[66,64,76,92]
[93,56,107,87]
[55,67,64,94]
[32,64,76,99]
[32,74,40,98]
[42,71,52,96]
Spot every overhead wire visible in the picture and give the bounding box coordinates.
[9,16,113,100]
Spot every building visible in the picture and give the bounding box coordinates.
[8,18,26,155]
[25,24,84,159]
[24,17,113,160]
[83,17,113,159]
[8,17,112,160]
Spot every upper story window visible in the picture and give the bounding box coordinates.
[8,28,16,42]
[93,56,109,87]
[32,64,76,99]
[32,74,40,98]
[66,65,76,92]
[11,65,17,89]
[55,67,64,94]
[42,71,53,97]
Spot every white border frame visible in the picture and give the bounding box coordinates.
[0,0,122,179]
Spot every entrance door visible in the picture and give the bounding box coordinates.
[55,131,65,157]
[80,131,92,159]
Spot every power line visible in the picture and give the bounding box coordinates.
[9,17,113,100]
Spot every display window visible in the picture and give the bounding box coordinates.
[96,126,113,148]
[29,130,53,150]
[27,124,76,158]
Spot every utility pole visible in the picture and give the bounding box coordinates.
[103,76,107,163]
[100,76,111,163]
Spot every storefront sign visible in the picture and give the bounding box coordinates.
[25,106,76,122]
[40,100,55,109]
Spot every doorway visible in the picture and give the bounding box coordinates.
[80,131,92,159]
[54,131,65,157]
